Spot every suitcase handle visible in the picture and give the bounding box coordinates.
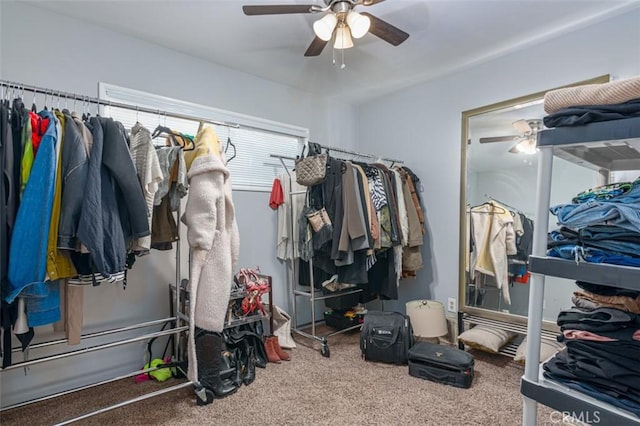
[419,369,449,381]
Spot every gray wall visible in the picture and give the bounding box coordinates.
[0,1,353,407]
[355,9,640,314]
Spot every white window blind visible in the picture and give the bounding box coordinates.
[99,83,307,191]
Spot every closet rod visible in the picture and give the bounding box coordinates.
[270,149,404,165]
[312,142,404,165]
[0,79,240,129]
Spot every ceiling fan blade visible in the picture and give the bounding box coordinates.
[242,5,315,15]
[479,135,518,144]
[512,119,532,134]
[361,0,387,5]
[304,36,328,57]
[360,12,409,46]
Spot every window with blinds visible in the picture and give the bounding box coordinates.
[99,83,307,191]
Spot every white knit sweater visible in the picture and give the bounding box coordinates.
[181,153,239,384]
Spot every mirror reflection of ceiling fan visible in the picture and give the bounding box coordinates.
[479,119,543,155]
[242,0,409,57]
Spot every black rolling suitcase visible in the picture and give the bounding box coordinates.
[408,342,474,388]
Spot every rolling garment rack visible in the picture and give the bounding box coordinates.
[270,144,403,357]
[0,80,240,423]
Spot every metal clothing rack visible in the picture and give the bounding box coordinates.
[270,145,404,357]
[0,79,232,422]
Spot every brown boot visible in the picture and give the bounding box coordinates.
[269,336,291,361]
[265,336,281,364]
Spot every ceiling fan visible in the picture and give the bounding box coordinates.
[479,119,542,155]
[242,0,410,57]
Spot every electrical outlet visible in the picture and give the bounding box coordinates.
[447,298,457,313]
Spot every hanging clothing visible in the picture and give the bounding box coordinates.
[276,171,306,261]
[1,103,16,365]
[57,110,91,251]
[153,146,188,207]
[269,177,284,210]
[182,149,239,385]
[469,201,517,305]
[1,102,12,298]
[46,111,76,281]
[391,169,409,247]
[183,124,220,170]
[151,146,188,250]
[130,123,163,254]
[6,110,60,326]
[76,117,149,283]
[19,115,33,196]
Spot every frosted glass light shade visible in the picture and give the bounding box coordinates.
[515,138,537,154]
[313,13,338,41]
[333,25,354,49]
[406,300,448,338]
[346,10,370,38]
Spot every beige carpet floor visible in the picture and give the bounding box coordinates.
[1,328,558,426]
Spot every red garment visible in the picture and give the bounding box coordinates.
[30,111,50,155]
[269,178,284,210]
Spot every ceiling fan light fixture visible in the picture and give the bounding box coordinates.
[313,13,338,41]
[515,138,537,155]
[346,10,370,39]
[334,24,354,49]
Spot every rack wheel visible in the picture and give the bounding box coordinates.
[195,386,214,406]
[320,343,330,358]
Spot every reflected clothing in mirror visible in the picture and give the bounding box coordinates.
[468,201,517,305]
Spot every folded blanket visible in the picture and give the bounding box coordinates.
[573,290,640,314]
[544,76,640,114]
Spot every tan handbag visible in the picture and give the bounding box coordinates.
[295,152,328,187]
[306,207,332,232]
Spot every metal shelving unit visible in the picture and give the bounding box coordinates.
[521,116,640,426]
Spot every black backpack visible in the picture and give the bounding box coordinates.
[360,311,415,365]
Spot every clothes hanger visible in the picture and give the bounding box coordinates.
[224,136,236,161]
[471,201,507,215]
[82,96,90,121]
[31,89,37,113]
[152,123,196,151]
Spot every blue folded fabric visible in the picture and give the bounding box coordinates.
[548,245,640,267]
[544,373,640,417]
[550,181,640,233]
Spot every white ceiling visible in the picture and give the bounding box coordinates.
[25,0,637,102]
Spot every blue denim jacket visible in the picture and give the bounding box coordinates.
[6,111,61,326]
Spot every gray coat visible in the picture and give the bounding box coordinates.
[76,117,149,280]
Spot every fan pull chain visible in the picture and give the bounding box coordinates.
[332,43,336,65]
[331,28,346,69]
